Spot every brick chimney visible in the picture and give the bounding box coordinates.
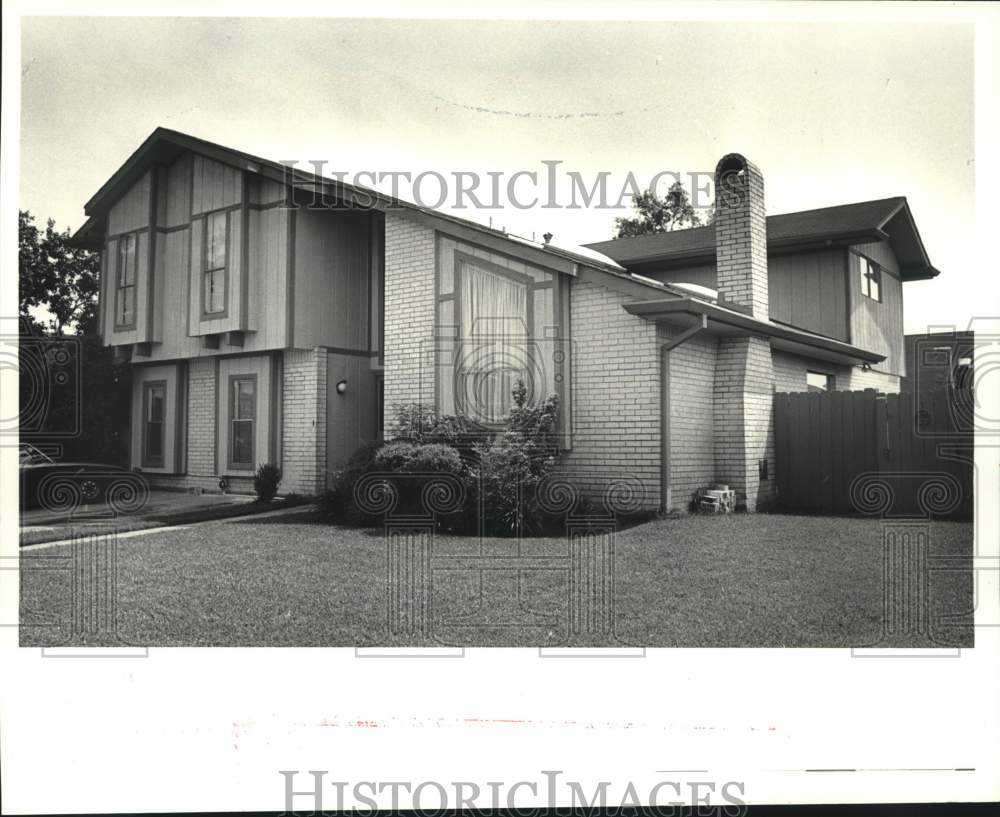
[713,153,768,319]
[712,152,775,512]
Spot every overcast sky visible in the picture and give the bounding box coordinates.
[19,15,976,334]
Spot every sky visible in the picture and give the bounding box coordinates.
[18,14,977,334]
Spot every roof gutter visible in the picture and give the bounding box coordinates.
[625,297,886,365]
[659,314,709,514]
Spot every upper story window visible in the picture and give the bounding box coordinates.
[859,255,882,302]
[203,210,228,317]
[115,233,138,328]
[142,381,166,468]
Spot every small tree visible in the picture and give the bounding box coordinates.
[614,181,703,238]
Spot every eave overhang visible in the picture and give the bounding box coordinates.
[624,297,886,366]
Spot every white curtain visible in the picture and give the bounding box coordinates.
[460,264,528,424]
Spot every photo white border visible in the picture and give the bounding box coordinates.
[1,1,998,812]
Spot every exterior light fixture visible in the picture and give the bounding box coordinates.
[336,380,348,394]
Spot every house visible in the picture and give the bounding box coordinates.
[70,128,941,512]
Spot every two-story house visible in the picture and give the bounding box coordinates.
[71,129,940,512]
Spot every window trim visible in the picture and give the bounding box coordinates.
[113,232,139,330]
[141,379,167,468]
[200,209,230,320]
[227,374,257,471]
[857,253,882,303]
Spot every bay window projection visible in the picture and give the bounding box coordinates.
[436,241,559,426]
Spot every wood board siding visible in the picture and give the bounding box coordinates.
[191,154,243,216]
[647,249,849,342]
[767,248,848,342]
[107,170,151,236]
[325,351,379,480]
[848,241,905,376]
[293,208,372,351]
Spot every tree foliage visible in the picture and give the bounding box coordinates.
[19,210,100,335]
[18,210,131,465]
[613,181,703,238]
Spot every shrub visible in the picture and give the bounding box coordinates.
[474,429,559,536]
[319,441,470,528]
[253,463,282,503]
[390,403,439,441]
[330,385,566,536]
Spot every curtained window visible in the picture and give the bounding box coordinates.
[457,262,530,425]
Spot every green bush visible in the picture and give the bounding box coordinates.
[253,463,282,503]
[322,381,569,535]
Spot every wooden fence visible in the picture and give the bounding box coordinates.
[773,388,973,519]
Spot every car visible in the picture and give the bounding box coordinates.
[19,444,149,515]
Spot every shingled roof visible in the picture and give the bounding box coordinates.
[586,197,940,280]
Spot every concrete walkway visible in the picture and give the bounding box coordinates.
[19,490,261,546]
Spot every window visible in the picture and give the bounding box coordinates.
[115,233,138,327]
[456,259,531,425]
[203,210,228,316]
[229,375,256,469]
[859,255,881,302]
[142,381,166,467]
[806,371,835,393]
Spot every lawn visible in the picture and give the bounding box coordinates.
[19,510,974,648]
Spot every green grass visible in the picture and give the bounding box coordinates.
[19,510,973,648]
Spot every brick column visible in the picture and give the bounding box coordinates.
[712,153,774,511]
[186,358,216,480]
[714,336,774,511]
[282,348,327,495]
[383,212,436,433]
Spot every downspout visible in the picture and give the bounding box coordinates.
[659,315,709,514]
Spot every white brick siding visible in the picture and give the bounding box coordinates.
[282,347,327,495]
[383,212,436,432]
[556,277,662,511]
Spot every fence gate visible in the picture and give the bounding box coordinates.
[772,388,973,519]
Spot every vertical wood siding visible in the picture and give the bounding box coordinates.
[107,170,151,235]
[191,155,243,215]
[767,248,848,341]
[326,352,379,477]
[848,241,905,376]
[293,208,373,350]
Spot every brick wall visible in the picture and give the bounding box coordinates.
[186,358,216,478]
[843,366,901,393]
[713,336,775,511]
[282,348,327,495]
[555,277,662,511]
[383,211,436,431]
[667,330,718,511]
